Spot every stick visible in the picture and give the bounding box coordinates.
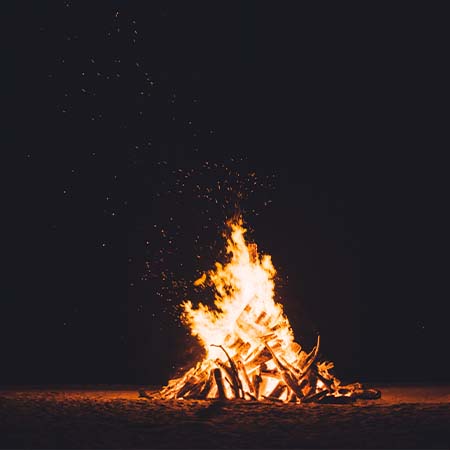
[269,381,287,399]
[301,389,328,403]
[252,373,262,399]
[316,371,334,392]
[198,370,214,399]
[262,395,284,403]
[211,344,243,398]
[287,390,297,403]
[264,342,305,399]
[236,359,253,395]
[213,368,226,400]
[318,395,356,404]
[245,347,272,371]
[299,335,320,375]
[244,391,257,401]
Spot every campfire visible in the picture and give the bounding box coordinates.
[158,216,380,404]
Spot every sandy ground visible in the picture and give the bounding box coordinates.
[0,384,449,449]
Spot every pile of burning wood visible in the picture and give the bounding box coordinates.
[159,306,380,403]
[157,217,380,404]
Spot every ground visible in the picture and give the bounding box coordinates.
[0,384,449,449]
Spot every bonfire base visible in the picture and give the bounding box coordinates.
[149,387,381,404]
[158,335,382,404]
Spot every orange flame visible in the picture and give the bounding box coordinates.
[178,216,301,396]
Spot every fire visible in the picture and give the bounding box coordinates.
[159,216,380,403]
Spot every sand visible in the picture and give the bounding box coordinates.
[0,384,449,449]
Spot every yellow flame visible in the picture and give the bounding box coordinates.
[181,216,296,364]
[193,273,207,286]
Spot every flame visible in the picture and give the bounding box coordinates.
[193,273,207,286]
[158,215,368,402]
[180,217,296,391]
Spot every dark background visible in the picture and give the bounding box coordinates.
[4,2,449,386]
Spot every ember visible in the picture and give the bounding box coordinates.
[158,216,380,404]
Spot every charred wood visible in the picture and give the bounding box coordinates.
[338,388,351,395]
[261,368,281,380]
[262,395,284,403]
[264,343,305,399]
[236,359,253,395]
[301,389,328,403]
[213,368,226,400]
[198,371,214,399]
[279,355,302,378]
[352,388,381,400]
[269,381,287,399]
[256,311,271,327]
[245,347,273,371]
[215,360,239,398]
[252,373,262,399]
[318,395,356,404]
[176,378,198,398]
[185,381,206,399]
[213,349,242,399]
[316,371,334,392]
[287,391,298,403]
[302,368,318,397]
[297,378,309,396]
[299,335,320,375]
[224,334,245,350]
[244,391,257,401]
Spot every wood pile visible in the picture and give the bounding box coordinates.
[158,306,380,404]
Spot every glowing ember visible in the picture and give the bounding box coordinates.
[159,216,380,403]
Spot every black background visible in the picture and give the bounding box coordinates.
[4,2,449,386]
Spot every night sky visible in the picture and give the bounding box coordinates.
[4,2,449,386]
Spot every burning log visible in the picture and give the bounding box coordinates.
[297,378,309,395]
[268,381,287,399]
[213,368,226,400]
[252,372,262,399]
[224,334,251,358]
[176,380,197,399]
[256,311,271,327]
[279,355,302,378]
[173,365,204,399]
[260,368,281,379]
[316,371,334,392]
[298,335,320,375]
[245,346,273,372]
[244,391,257,401]
[352,388,382,400]
[318,395,356,404]
[264,343,305,399]
[198,371,214,399]
[262,394,284,403]
[301,367,318,397]
[215,359,240,399]
[184,381,206,399]
[212,344,243,398]
[236,359,253,394]
[224,333,244,349]
[301,389,329,403]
